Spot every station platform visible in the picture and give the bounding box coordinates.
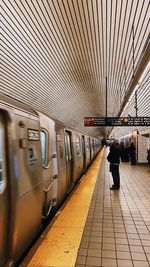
[20,148,150,267]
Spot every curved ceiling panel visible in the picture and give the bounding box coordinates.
[1,0,149,137]
[110,62,150,138]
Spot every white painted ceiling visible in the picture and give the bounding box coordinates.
[1,0,150,137]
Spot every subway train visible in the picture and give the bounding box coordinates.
[0,94,101,267]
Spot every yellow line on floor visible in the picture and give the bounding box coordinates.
[27,148,104,267]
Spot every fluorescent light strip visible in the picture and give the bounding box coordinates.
[121,60,150,115]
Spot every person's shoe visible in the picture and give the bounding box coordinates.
[110,187,115,190]
[110,187,120,190]
[110,184,116,189]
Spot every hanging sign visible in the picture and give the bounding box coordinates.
[84,117,150,127]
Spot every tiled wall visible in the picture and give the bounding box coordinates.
[138,135,149,163]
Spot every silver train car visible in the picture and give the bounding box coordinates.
[0,95,101,267]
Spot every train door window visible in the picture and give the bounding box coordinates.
[0,115,6,194]
[40,130,48,166]
[86,138,89,151]
[67,137,71,157]
[76,135,81,155]
[57,134,64,159]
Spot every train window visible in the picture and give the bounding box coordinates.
[0,115,6,194]
[76,135,80,143]
[40,130,47,166]
[76,135,81,155]
[86,141,88,150]
[58,144,63,158]
[86,139,90,150]
[76,143,81,155]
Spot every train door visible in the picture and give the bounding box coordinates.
[56,126,67,205]
[12,112,43,262]
[65,130,73,190]
[81,135,86,170]
[0,113,9,267]
[38,112,58,218]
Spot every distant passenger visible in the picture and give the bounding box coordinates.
[147,149,150,165]
[120,143,126,162]
[107,140,121,190]
[124,145,130,162]
[129,142,136,165]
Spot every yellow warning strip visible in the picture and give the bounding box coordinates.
[27,148,104,267]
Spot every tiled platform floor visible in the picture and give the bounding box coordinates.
[75,149,150,267]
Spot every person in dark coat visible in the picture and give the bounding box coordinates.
[147,149,150,165]
[107,140,121,190]
[120,143,126,162]
[129,142,136,165]
[124,145,129,162]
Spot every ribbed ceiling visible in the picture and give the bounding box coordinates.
[110,61,150,138]
[1,0,150,137]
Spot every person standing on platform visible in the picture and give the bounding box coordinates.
[120,142,125,162]
[129,142,136,165]
[107,140,121,190]
[147,148,150,165]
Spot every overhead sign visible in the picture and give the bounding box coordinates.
[84,117,150,127]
